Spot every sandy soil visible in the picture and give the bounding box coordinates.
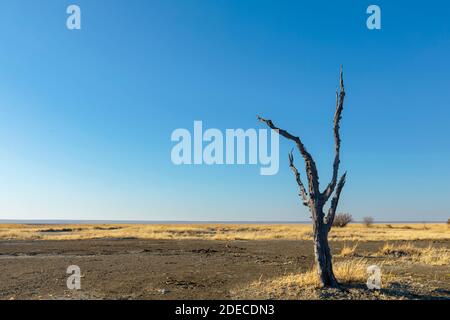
[0,239,448,300]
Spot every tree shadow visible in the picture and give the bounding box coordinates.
[318,282,450,300]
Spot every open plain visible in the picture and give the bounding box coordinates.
[0,223,448,300]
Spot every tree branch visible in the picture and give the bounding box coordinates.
[257,116,321,197]
[323,65,345,202]
[325,172,347,231]
[288,149,309,207]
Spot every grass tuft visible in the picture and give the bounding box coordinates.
[379,243,450,266]
[339,243,359,257]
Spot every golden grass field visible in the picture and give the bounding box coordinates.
[0,223,448,299]
[0,222,448,241]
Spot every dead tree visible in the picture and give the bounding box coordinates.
[258,66,347,288]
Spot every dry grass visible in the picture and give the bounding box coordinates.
[232,258,395,299]
[1,223,447,300]
[0,223,448,241]
[333,259,382,283]
[379,242,450,266]
[339,243,359,257]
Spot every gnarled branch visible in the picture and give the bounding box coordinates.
[325,172,347,231]
[257,116,321,198]
[322,66,345,202]
[288,149,309,207]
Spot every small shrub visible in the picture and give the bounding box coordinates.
[380,243,418,257]
[363,216,374,227]
[340,243,358,257]
[332,213,353,228]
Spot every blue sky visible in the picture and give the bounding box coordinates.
[0,0,449,221]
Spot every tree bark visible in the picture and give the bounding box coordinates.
[312,206,339,287]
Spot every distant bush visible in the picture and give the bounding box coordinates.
[332,213,353,228]
[363,216,374,227]
[447,218,450,226]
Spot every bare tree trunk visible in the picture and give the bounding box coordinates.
[312,207,339,287]
[258,66,347,288]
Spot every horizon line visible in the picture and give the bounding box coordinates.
[0,219,446,225]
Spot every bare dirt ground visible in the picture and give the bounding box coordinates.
[0,238,448,300]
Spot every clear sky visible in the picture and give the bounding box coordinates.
[0,0,449,221]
